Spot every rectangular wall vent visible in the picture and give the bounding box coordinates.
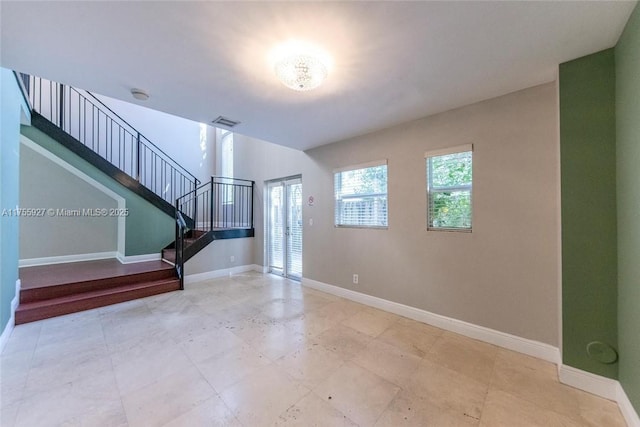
[212,116,241,128]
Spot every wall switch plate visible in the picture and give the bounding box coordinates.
[353,274,359,284]
[230,255,235,263]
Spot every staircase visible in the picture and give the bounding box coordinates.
[15,260,178,324]
[16,74,254,322]
[164,176,255,287]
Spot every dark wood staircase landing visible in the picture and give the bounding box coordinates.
[16,259,179,324]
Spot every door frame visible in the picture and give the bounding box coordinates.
[265,175,302,280]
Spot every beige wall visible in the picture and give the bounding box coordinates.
[185,237,254,276]
[19,143,118,259]
[234,135,309,267]
[235,82,560,346]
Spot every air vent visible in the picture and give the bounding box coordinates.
[211,116,241,128]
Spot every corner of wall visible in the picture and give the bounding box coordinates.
[0,279,20,354]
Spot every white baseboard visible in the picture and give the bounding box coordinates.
[0,279,20,354]
[559,365,640,426]
[252,264,268,273]
[302,277,560,364]
[618,382,640,427]
[184,264,256,284]
[117,253,161,264]
[558,364,619,401]
[19,252,117,267]
[302,277,640,425]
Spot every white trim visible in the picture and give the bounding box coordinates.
[301,277,640,423]
[184,264,256,284]
[618,382,640,427]
[116,253,161,264]
[424,143,473,159]
[252,264,268,273]
[302,277,560,364]
[554,73,563,359]
[20,136,126,256]
[333,159,387,174]
[0,280,20,354]
[19,251,117,267]
[558,365,640,426]
[558,364,618,401]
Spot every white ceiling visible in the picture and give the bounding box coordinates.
[1,1,636,150]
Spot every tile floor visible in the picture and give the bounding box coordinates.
[0,272,627,426]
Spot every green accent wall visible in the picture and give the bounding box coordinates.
[20,125,174,256]
[616,2,640,413]
[1,69,30,332]
[560,49,618,379]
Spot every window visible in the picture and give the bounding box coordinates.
[334,161,388,228]
[426,145,473,231]
[219,129,233,204]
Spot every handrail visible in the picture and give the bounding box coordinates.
[21,73,200,206]
[81,90,198,184]
[13,71,32,111]
[174,176,254,285]
[176,180,210,204]
[175,210,187,290]
[175,176,254,231]
[212,176,254,184]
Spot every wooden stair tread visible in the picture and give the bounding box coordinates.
[15,278,180,324]
[20,268,176,303]
[17,279,178,309]
[19,259,172,290]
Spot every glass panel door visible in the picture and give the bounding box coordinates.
[286,180,303,279]
[267,177,302,279]
[267,182,284,275]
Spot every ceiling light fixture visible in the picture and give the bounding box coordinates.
[130,88,149,101]
[275,54,328,91]
[271,41,331,92]
[276,54,327,91]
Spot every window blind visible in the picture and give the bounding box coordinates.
[334,162,388,228]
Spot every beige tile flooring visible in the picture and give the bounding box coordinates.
[0,272,627,426]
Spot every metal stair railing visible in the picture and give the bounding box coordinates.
[174,177,254,287]
[21,74,200,206]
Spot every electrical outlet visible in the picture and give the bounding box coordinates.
[230,255,235,263]
[353,274,359,284]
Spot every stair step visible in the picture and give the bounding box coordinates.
[20,268,175,304]
[15,278,180,324]
[162,249,176,264]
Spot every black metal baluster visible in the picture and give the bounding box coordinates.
[210,177,214,231]
[251,181,255,229]
[135,132,141,182]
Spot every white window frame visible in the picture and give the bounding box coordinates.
[334,160,388,229]
[425,144,473,232]
[217,128,234,205]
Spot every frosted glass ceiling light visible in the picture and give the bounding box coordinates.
[275,54,328,91]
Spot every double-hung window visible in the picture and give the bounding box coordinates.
[219,129,234,204]
[334,160,388,228]
[426,145,473,231]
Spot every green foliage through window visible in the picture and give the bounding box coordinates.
[427,150,472,230]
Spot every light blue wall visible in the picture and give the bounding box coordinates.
[1,69,30,333]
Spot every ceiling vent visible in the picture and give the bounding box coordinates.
[211,116,241,128]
